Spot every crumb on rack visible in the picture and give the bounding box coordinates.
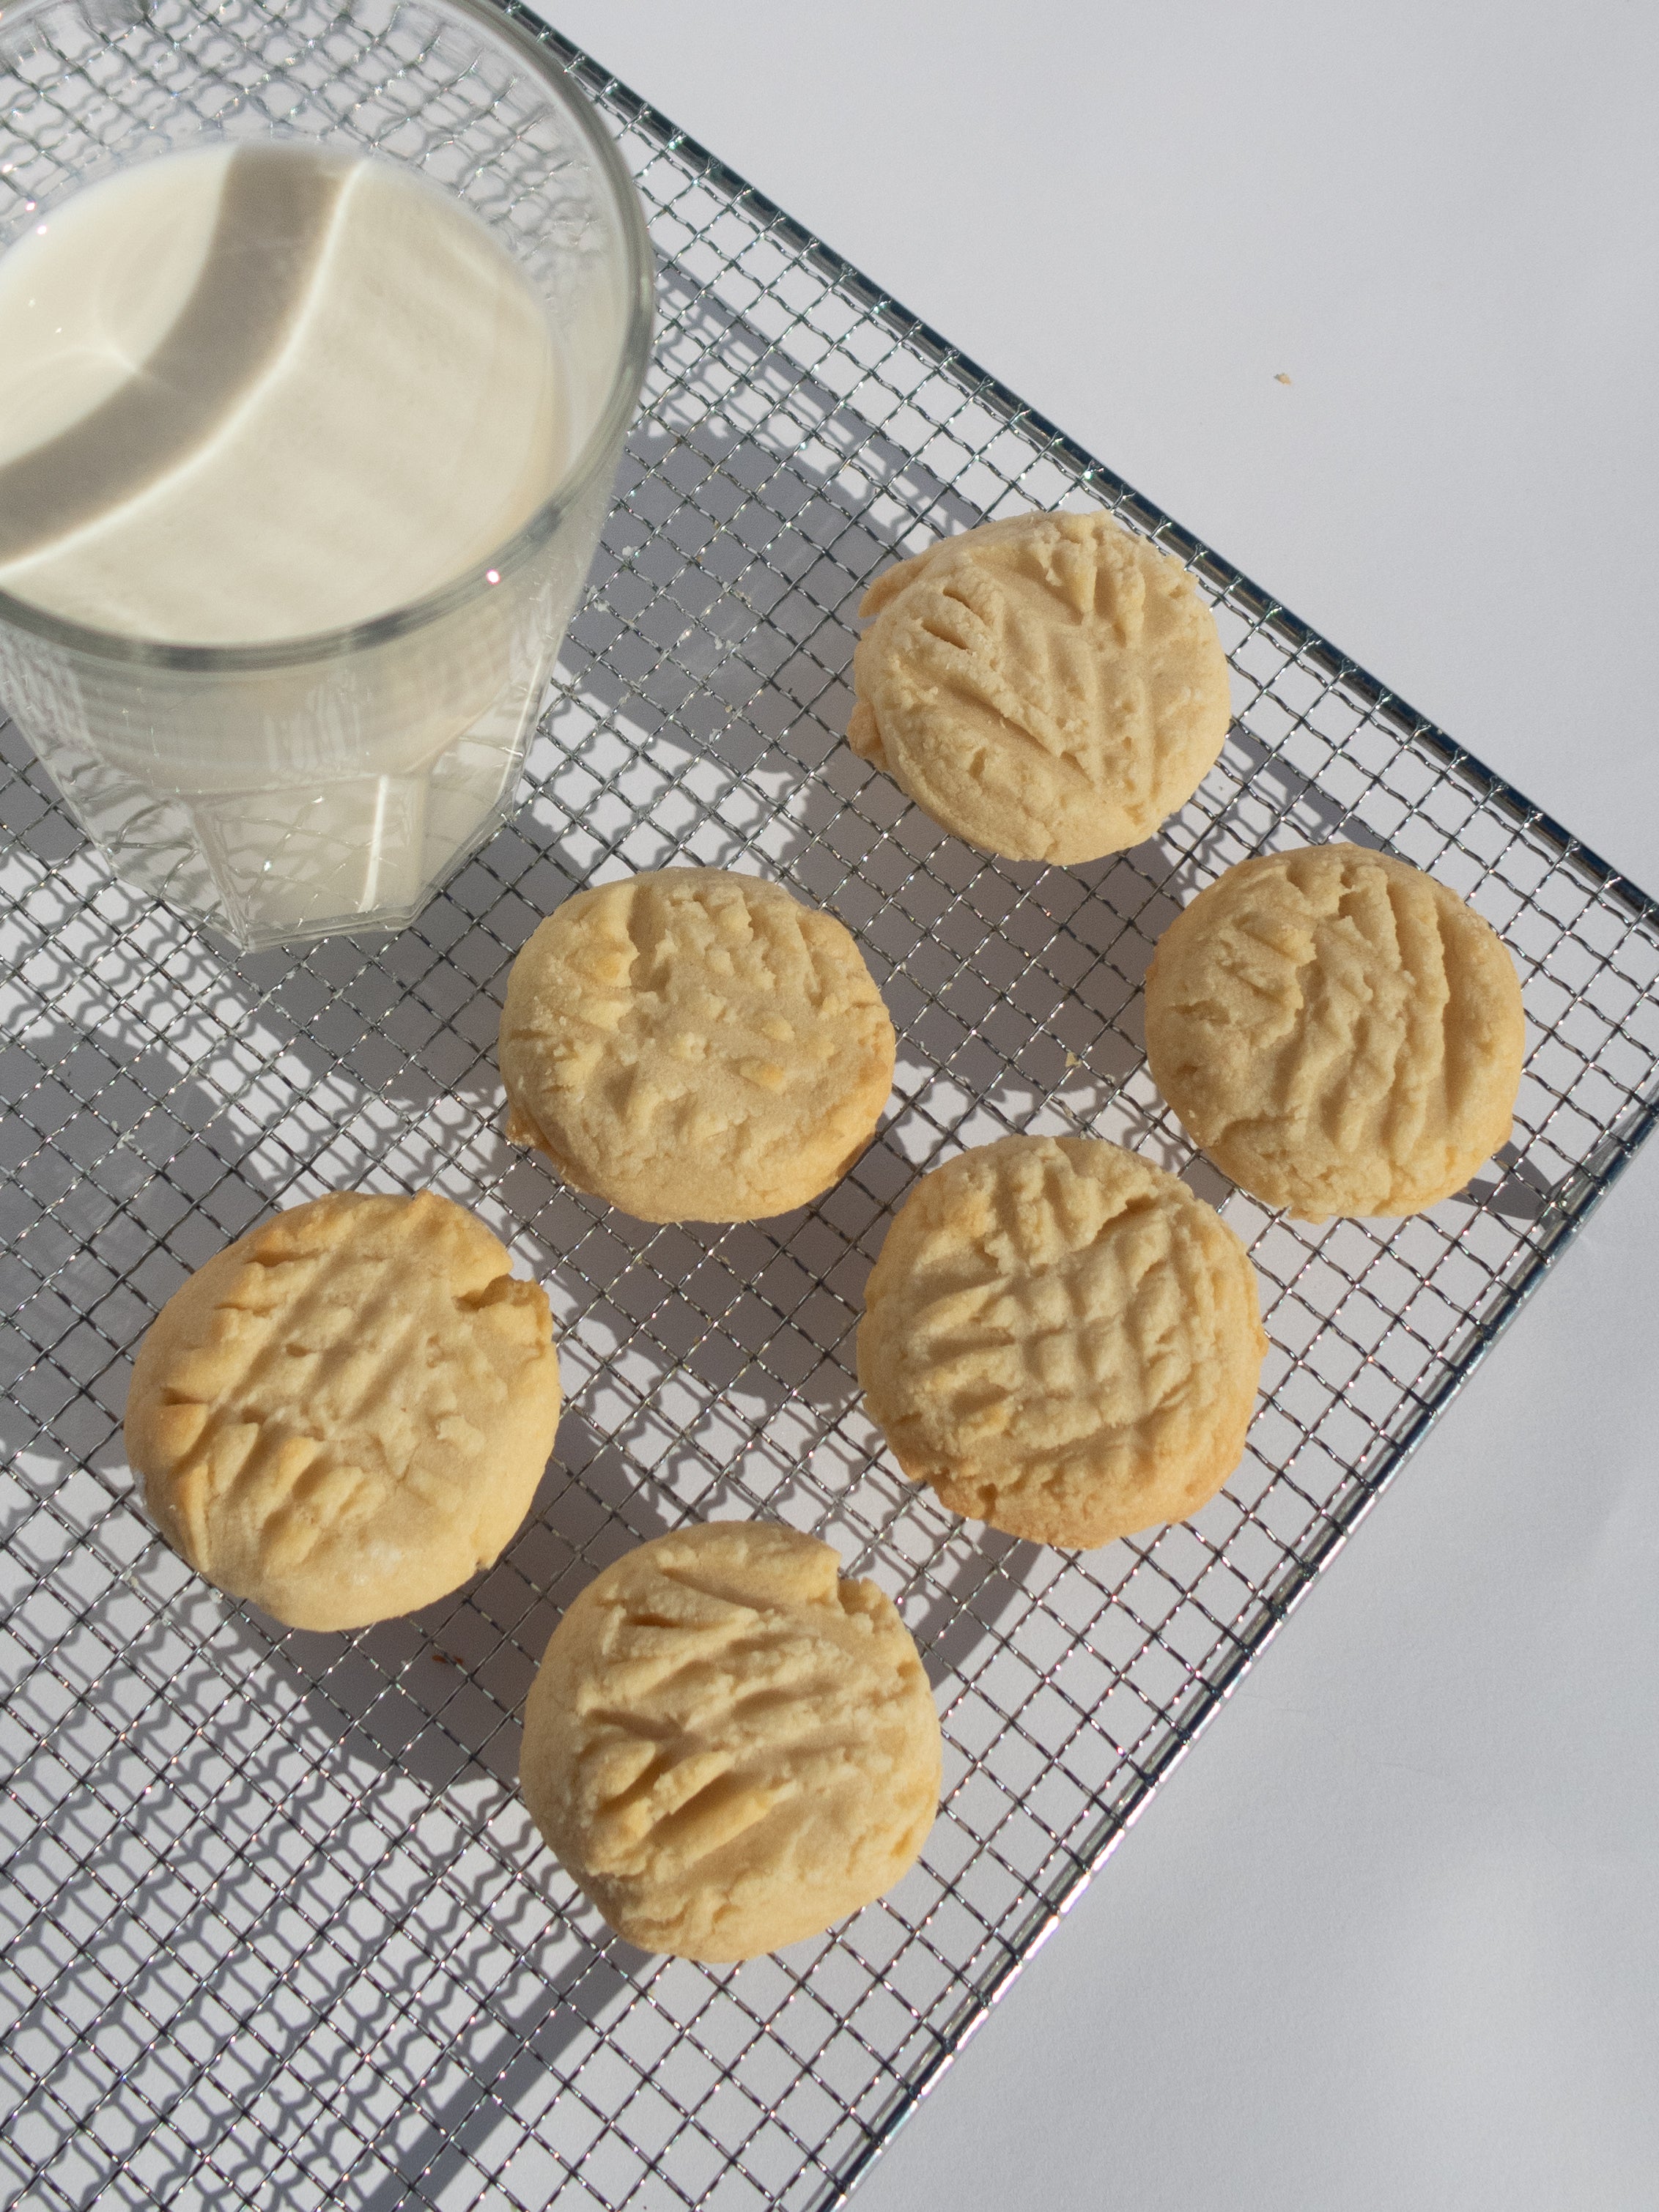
[1275,371,1293,385]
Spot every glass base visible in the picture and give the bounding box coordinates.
[32,736,528,953]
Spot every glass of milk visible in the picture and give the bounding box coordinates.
[0,0,652,950]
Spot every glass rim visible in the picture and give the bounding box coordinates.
[0,0,654,673]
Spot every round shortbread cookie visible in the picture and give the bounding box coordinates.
[858,1136,1266,1550]
[1143,843,1527,1221]
[847,509,1231,864]
[521,1521,941,1961]
[125,1191,561,1631]
[499,868,896,1224]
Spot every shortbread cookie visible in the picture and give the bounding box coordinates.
[499,868,895,1223]
[1143,843,1526,1220]
[848,509,1231,864]
[125,1191,561,1631]
[521,1521,940,1961]
[858,1135,1266,1549]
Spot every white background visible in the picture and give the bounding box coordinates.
[546,7,1659,2205]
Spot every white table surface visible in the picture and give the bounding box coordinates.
[547,7,1659,2204]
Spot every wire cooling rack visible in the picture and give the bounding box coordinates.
[7,10,1659,2211]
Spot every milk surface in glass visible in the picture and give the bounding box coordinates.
[0,139,613,946]
[0,144,566,641]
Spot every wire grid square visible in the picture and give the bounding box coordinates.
[7,9,1659,2210]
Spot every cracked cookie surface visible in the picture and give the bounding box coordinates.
[848,509,1231,863]
[125,1190,561,1630]
[499,867,895,1223]
[858,1136,1266,1549]
[1144,843,1526,1219]
[520,1521,940,1961]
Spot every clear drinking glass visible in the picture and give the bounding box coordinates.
[0,0,651,950]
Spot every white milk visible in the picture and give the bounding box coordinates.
[0,142,566,642]
[0,141,607,945]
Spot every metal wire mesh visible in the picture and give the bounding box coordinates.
[7,8,1659,2210]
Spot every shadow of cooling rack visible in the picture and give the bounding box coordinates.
[5,8,1659,2212]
